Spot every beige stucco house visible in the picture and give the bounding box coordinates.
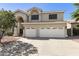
[13,7,68,38]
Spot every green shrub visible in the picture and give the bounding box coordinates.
[73,28,79,36]
[67,29,71,36]
[6,32,13,36]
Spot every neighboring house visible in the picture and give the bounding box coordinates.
[67,20,79,36]
[13,7,68,38]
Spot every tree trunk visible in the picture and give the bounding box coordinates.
[0,31,4,43]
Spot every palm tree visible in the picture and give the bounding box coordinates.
[74,3,79,8]
[71,3,79,21]
[72,9,79,21]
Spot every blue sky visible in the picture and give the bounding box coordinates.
[0,3,76,20]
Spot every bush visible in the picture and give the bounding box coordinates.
[67,29,71,36]
[73,28,79,36]
[6,32,13,36]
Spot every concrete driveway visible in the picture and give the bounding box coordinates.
[18,38,79,56]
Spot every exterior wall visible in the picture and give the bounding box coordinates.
[27,8,42,22]
[41,13,49,21]
[67,23,71,29]
[29,13,41,22]
[22,23,68,38]
[23,26,67,38]
[41,12,64,22]
[15,12,27,22]
[22,22,66,28]
[14,7,67,38]
[57,13,64,21]
[64,27,68,37]
[13,27,18,36]
[15,8,64,22]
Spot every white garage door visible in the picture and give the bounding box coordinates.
[39,27,65,37]
[25,28,37,37]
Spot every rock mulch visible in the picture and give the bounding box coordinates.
[0,41,38,56]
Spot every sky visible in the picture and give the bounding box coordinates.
[0,3,76,20]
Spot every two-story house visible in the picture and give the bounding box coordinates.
[13,7,68,38]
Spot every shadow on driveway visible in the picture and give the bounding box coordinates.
[24,37,70,40]
[24,36,79,40]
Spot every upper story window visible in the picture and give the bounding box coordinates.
[49,14,57,19]
[31,15,39,20]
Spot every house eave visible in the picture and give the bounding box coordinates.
[21,21,67,25]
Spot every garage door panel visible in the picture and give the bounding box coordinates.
[52,29,65,37]
[24,27,65,38]
[25,29,37,37]
[39,29,52,37]
[39,28,65,37]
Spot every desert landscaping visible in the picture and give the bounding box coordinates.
[0,36,79,56]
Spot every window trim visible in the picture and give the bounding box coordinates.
[31,14,39,20]
[49,14,57,19]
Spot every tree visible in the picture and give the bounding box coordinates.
[72,9,79,21]
[0,9,16,40]
[71,3,79,21]
[74,3,79,8]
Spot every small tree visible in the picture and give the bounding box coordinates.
[0,9,16,40]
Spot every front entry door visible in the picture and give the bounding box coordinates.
[19,28,23,36]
